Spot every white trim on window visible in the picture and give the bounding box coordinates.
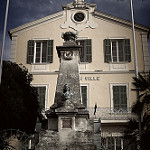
[108,37,126,40]
[34,41,44,63]
[33,42,36,63]
[32,38,50,41]
[32,84,49,110]
[32,38,51,64]
[110,83,129,112]
[77,37,88,40]
[110,40,124,63]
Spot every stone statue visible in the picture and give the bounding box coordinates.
[62,31,77,42]
[63,84,73,100]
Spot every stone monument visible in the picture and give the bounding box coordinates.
[35,32,96,150]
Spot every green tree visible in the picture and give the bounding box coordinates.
[124,72,150,150]
[0,61,39,134]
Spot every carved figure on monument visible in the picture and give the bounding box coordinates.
[63,84,73,100]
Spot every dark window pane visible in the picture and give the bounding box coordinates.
[107,137,114,149]
[116,138,121,150]
[81,86,87,107]
[118,40,124,61]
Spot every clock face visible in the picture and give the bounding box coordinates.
[73,12,85,22]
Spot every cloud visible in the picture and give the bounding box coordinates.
[0,0,150,61]
[50,0,53,4]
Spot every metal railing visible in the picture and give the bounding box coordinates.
[88,107,135,120]
[42,107,135,121]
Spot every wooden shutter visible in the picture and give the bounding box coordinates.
[81,86,87,107]
[36,86,46,110]
[85,39,92,63]
[113,86,127,112]
[27,40,34,64]
[104,39,111,62]
[47,40,53,63]
[124,39,131,62]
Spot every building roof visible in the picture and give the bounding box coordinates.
[8,4,150,39]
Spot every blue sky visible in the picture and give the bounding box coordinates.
[0,0,150,60]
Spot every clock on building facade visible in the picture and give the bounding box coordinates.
[73,12,85,22]
[61,2,98,32]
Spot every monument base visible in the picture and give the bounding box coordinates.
[35,123,96,150]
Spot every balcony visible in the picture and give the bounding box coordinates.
[88,107,136,122]
[42,107,136,122]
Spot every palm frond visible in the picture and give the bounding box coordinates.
[139,93,146,98]
[133,73,150,92]
[143,94,150,104]
[132,100,144,114]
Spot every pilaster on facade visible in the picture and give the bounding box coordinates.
[10,34,17,62]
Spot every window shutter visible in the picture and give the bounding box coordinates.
[104,39,111,62]
[27,40,34,64]
[85,39,92,63]
[47,40,53,63]
[36,87,46,110]
[124,39,131,62]
[113,86,127,112]
[81,86,87,107]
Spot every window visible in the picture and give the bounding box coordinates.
[35,86,46,110]
[102,137,124,150]
[27,40,53,64]
[104,39,131,63]
[81,86,88,107]
[111,85,128,112]
[76,39,92,63]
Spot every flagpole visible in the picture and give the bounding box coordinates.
[130,0,138,77]
[130,1,141,149]
[0,0,9,84]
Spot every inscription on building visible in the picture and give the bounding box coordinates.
[80,77,100,81]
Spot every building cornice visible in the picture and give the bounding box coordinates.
[94,11,150,33]
[30,70,146,75]
[8,11,63,39]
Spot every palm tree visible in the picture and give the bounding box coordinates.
[132,72,150,135]
[132,72,150,112]
[124,72,150,150]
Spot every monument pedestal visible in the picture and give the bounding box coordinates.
[35,32,96,150]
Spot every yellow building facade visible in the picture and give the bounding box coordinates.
[9,0,150,149]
